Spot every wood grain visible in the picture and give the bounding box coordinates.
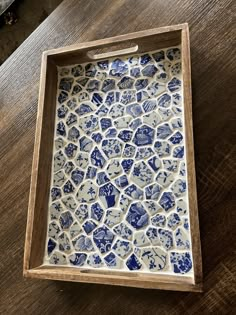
[0,0,235,313]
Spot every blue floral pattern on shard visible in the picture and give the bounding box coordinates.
[141,247,167,271]
[101,139,123,158]
[133,125,154,146]
[99,182,120,208]
[126,202,149,229]
[69,253,87,266]
[47,45,193,276]
[170,252,192,274]
[93,225,115,253]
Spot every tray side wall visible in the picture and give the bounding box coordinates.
[181,27,203,285]
[24,54,58,270]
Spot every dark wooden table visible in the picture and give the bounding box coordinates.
[0,0,235,314]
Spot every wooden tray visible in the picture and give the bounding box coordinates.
[24,23,202,292]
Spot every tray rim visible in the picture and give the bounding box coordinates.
[23,23,203,292]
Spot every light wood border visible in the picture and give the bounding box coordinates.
[23,23,203,292]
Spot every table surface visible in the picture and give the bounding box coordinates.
[0,0,235,314]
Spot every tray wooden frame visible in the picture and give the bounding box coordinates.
[23,23,203,292]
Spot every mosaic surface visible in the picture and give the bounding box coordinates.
[44,46,193,276]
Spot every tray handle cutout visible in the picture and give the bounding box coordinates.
[87,42,138,60]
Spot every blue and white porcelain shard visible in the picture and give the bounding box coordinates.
[59,211,73,229]
[78,114,99,134]
[179,161,186,176]
[104,252,122,269]
[106,159,122,178]
[54,148,66,168]
[104,209,123,227]
[154,141,171,157]
[123,144,136,158]
[175,228,190,249]
[121,159,134,174]
[99,182,120,208]
[119,194,131,212]
[131,161,153,188]
[91,133,103,144]
[134,231,150,247]
[124,184,143,200]
[133,125,155,146]
[100,118,112,131]
[76,103,94,116]
[148,156,161,172]
[115,174,129,188]
[73,234,94,251]
[113,222,133,240]
[105,128,117,138]
[53,170,66,187]
[142,99,157,113]
[71,169,84,186]
[68,126,80,142]
[55,137,65,150]
[96,171,110,186]
[64,161,75,174]
[49,251,67,265]
[112,239,132,258]
[114,116,132,129]
[117,76,135,89]
[74,204,89,223]
[61,196,77,211]
[155,171,174,188]
[69,253,87,266]
[95,105,109,117]
[109,103,124,119]
[167,212,181,230]
[101,139,123,158]
[143,200,160,215]
[118,130,133,143]
[159,191,175,211]
[70,222,82,238]
[46,45,194,277]
[126,202,149,229]
[85,166,97,179]
[87,253,103,268]
[171,179,187,197]
[50,201,63,220]
[110,58,128,77]
[90,202,104,222]
[135,147,154,160]
[176,199,187,215]
[141,247,167,271]
[143,111,161,127]
[145,183,162,200]
[82,220,97,234]
[146,227,160,245]
[126,103,143,118]
[90,147,106,168]
[170,252,192,274]
[64,143,77,158]
[47,238,56,255]
[57,232,71,253]
[158,228,174,250]
[48,221,61,240]
[151,214,166,227]
[76,180,98,203]
[93,225,115,253]
[126,254,142,270]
